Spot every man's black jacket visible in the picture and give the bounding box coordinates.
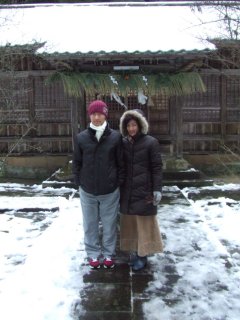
[72,124,125,195]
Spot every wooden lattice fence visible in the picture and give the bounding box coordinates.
[0,70,240,156]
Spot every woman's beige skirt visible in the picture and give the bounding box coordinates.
[120,214,163,257]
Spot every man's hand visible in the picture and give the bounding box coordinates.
[153,191,162,206]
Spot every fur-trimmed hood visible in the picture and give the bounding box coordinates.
[119,109,149,137]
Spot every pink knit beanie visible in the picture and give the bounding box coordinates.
[87,100,108,118]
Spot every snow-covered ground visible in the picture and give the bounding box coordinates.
[0,182,240,320]
[145,184,240,320]
[0,184,84,320]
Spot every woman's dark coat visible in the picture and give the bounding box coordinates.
[119,110,163,216]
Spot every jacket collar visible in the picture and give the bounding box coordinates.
[88,122,111,138]
[127,132,145,142]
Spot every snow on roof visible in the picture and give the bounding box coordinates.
[0,4,218,53]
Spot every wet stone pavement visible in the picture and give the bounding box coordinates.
[72,187,187,320]
[74,257,183,320]
[74,263,160,320]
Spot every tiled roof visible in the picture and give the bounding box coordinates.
[41,48,214,59]
[0,43,214,58]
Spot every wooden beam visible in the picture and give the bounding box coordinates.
[0,136,72,142]
[201,69,240,76]
[0,70,55,78]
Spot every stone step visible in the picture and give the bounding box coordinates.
[163,178,213,188]
[42,158,213,189]
[163,169,201,180]
[42,176,213,189]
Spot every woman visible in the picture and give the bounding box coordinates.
[119,109,164,271]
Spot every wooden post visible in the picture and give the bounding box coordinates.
[71,93,87,151]
[169,96,176,156]
[71,98,79,151]
[28,75,36,137]
[124,93,128,110]
[175,96,183,158]
[79,92,87,131]
[220,74,227,143]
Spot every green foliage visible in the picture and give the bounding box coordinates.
[46,71,206,99]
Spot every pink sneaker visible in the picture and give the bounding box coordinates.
[103,257,115,269]
[89,258,100,269]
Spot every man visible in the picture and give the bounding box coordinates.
[72,100,124,269]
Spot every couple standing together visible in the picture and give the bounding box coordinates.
[72,100,163,271]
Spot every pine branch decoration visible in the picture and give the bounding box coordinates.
[46,71,206,99]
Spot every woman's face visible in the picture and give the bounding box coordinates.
[127,119,139,137]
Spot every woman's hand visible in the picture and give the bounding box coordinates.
[153,191,162,206]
